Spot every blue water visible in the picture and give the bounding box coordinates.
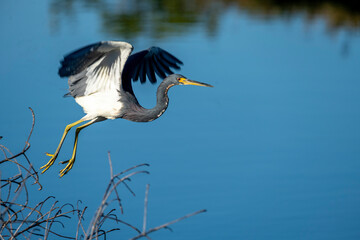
[1,1,360,239]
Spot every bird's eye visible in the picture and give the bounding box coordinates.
[177,77,180,81]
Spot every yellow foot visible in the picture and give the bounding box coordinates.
[40,152,57,173]
[59,158,75,177]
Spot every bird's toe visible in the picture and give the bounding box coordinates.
[45,152,55,157]
[59,158,75,177]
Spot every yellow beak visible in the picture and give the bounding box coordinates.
[179,77,213,87]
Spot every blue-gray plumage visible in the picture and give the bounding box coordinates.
[41,40,212,177]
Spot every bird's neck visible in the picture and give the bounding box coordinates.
[125,81,173,122]
[145,81,174,121]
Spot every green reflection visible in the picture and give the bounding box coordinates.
[50,0,360,39]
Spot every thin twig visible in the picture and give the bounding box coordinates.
[142,184,150,234]
[76,203,87,240]
[130,209,207,240]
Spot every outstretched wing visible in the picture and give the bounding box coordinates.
[122,47,183,87]
[59,41,134,98]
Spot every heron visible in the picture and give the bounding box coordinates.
[40,41,212,177]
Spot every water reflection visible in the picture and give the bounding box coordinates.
[50,0,360,38]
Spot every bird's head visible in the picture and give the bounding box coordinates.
[166,74,213,88]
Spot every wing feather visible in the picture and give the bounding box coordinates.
[146,60,157,84]
[151,56,167,79]
[139,61,147,84]
[59,41,134,98]
[132,63,141,83]
[160,50,183,69]
[154,54,174,75]
[122,46,183,87]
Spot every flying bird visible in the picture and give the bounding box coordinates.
[41,41,212,177]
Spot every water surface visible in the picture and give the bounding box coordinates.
[1,1,360,239]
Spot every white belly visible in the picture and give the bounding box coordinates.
[75,91,123,120]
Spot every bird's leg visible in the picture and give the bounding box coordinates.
[59,119,97,177]
[41,119,85,173]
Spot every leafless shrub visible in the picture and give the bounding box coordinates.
[85,152,206,240]
[0,108,206,240]
[0,108,79,239]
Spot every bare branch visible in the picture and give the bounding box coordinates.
[142,184,150,234]
[130,209,207,240]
